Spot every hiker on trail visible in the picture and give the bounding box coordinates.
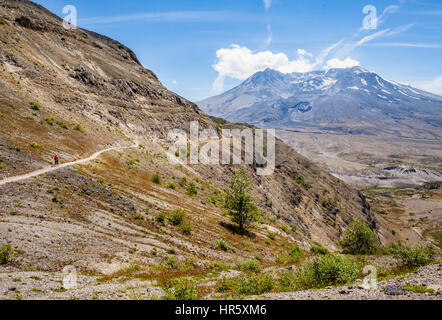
[54,155,59,166]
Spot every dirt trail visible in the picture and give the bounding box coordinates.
[0,143,138,186]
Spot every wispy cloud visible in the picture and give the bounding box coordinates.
[263,0,272,11]
[79,11,257,25]
[368,42,442,48]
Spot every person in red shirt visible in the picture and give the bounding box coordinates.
[54,155,59,166]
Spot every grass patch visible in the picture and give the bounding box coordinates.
[242,260,260,272]
[290,173,311,190]
[56,120,68,129]
[310,244,329,255]
[162,279,197,300]
[215,238,235,252]
[431,232,442,249]
[30,101,41,111]
[151,172,162,185]
[186,183,197,196]
[44,116,54,125]
[217,273,274,296]
[0,244,13,265]
[168,209,185,226]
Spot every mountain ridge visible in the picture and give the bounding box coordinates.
[198,66,442,138]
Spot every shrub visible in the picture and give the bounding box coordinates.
[178,221,192,236]
[168,209,185,226]
[287,246,305,263]
[242,260,260,272]
[267,232,276,240]
[310,244,329,255]
[0,244,13,265]
[151,248,157,256]
[186,183,197,196]
[151,172,161,185]
[44,116,54,125]
[276,246,305,264]
[73,124,84,132]
[0,18,7,25]
[163,279,197,300]
[56,120,68,129]
[166,182,176,190]
[215,238,235,252]
[392,244,435,268]
[30,142,40,148]
[339,219,379,254]
[30,101,41,111]
[295,254,359,289]
[217,273,274,295]
[278,272,298,292]
[155,212,167,225]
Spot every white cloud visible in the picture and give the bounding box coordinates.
[172,80,177,85]
[414,75,442,95]
[213,45,316,80]
[325,57,360,69]
[263,0,272,11]
[211,44,359,93]
[297,49,312,57]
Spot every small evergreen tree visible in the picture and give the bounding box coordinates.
[224,169,258,232]
[339,219,379,254]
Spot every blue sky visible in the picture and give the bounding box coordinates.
[34,0,442,101]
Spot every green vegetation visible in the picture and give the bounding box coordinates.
[30,101,41,111]
[155,212,167,226]
[162,279,197,300]
[310,244,329,255]
[267,232,276,240]
[0,18,7,25]
[215,238,235,252]
[186,182,197,196]
[224,169,258,233]
[56,120,68,129]
[339,219,379,254]
[217,273,274,296]
[151,172,162,185]
[242,260,260,272]
[178,177,187,188]
[390,243,435,268]
[0,244,13,265]
[431,232,442,249]
[166,182,176,189]
[290,173,311,190]
[30,142,40,148]
[276,246,305,264]
[178,221,192,236]
[44,116,54,125]
[73,124,84,132]
[295,254,359,289]
[168,209,185,226]
[403,285,434,294]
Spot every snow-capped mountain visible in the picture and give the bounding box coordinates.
[198,67,442,136]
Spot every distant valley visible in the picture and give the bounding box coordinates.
[198,67,442,187]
